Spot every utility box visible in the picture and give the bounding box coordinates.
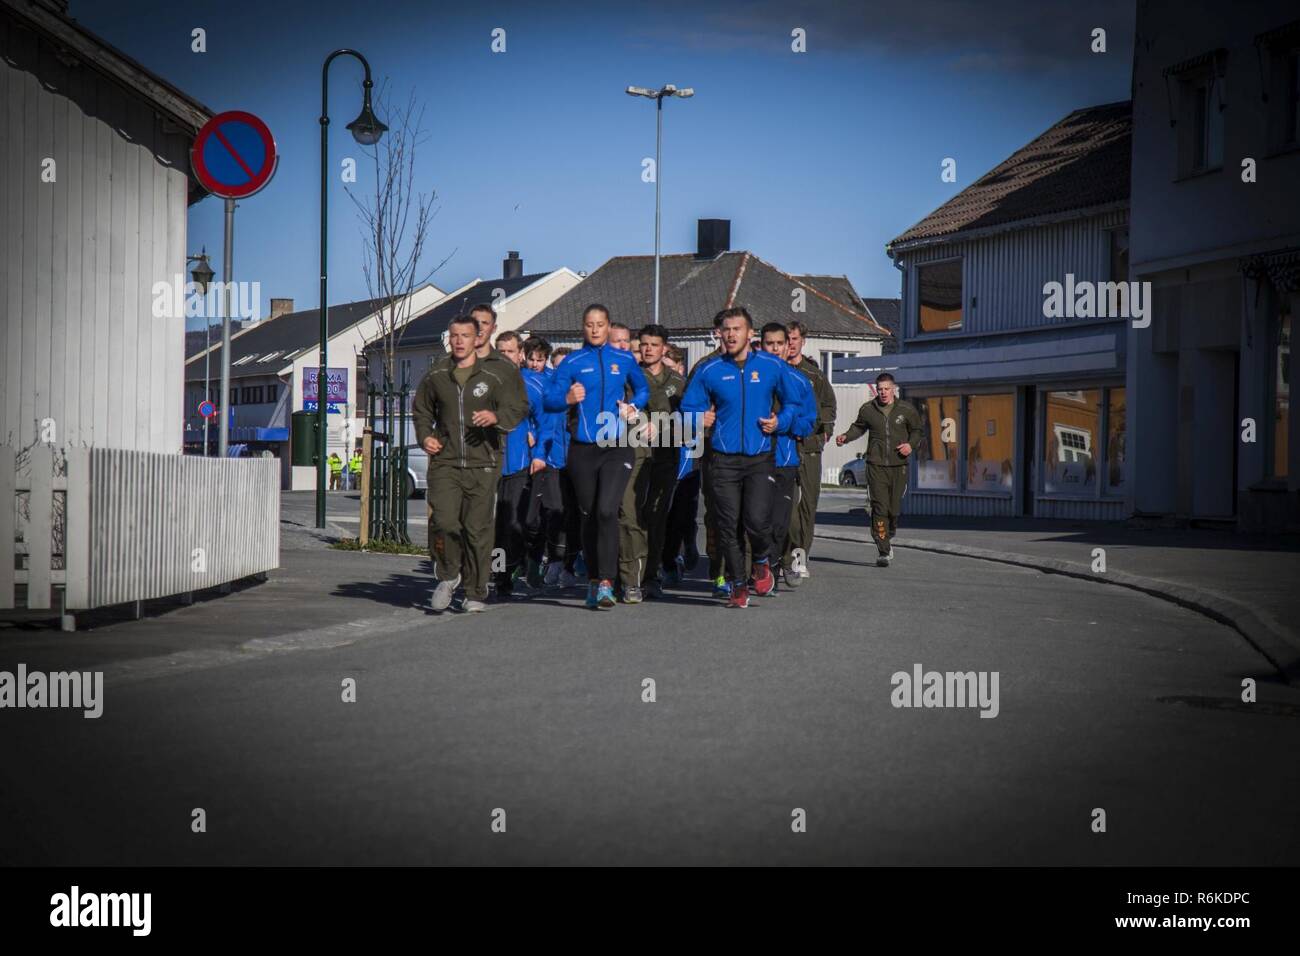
[290,411,319,466]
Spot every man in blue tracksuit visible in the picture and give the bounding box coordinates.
[543,304,650,610]
[759,322,816,589]
[522,337,566,587]
[493,331,547,599]
[680,306,815,608]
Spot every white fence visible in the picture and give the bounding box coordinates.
[2,445,279,615]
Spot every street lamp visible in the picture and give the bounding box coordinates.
[187,249,215,456]
[318,48,387,529]
[626,83,694,324]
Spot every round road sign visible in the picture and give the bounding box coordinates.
[191,110,278,199]
[198,400,217,419]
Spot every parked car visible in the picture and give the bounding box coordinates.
[839,453,867,487]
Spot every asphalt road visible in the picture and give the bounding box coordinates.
[3,529,1298,866]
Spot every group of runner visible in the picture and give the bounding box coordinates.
[411,300,921,612]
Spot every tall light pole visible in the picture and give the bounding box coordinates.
[626,84,693,324]
[318,48,388,529]
[186,250,215,454]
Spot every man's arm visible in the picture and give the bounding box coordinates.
[492,366,530,434]
[816,370,837,438]
[542,357,573,413]
[679,361,712,415]
[411,372,439,445]
[840,401,872,443]
[625,361,650,410]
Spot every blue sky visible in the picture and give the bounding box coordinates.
[81,0,1134,328]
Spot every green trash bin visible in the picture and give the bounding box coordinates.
[290,410,320,467]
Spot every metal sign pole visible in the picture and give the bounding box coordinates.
[218,197,234,458]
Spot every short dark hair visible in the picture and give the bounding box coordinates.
[760,322,787,340]
[551,346,572,360]
[712,309,729,329]
[875,372,896,384]
[469,303,497,321]
[582,303,610,322]
[448,314,478,333]
[495,330,522,347]
[609,321,630,333]
[524,336,551,358]
[717,306,753,328]
[638,324,669,343]
[787,320,809,338]
[666,345,685,363]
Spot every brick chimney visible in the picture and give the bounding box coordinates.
[269,298,294,321]
[503,251,523,280]
[696,219,730,259]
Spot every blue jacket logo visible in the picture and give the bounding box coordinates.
[610,363,620,374]
[750,370,760,382]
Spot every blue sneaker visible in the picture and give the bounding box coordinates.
[585,581,599,609]
[712,575,732,599]
[596,579,616,609]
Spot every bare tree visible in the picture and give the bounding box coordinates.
[347,84,454,394]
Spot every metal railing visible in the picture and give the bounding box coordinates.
[364,384,410,544]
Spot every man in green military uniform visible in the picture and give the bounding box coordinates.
[836,372,923,567]
[412,314,529,612]
[622,324,684,600]
[783,321,836,583]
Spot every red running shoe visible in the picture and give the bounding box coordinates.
[728,585,750,608]
[750,561,775,596]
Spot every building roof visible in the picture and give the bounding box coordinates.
[2,0,215,202]
[888,101,1131,251]
[185,296,396,381]
[393,272,552,348]
[860,298,902,354]
[522,252,890,340]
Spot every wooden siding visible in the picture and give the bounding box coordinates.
[1,16,192,453]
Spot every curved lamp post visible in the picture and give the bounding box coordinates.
[317,49,388,528]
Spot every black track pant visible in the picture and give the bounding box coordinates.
[567,441,634,581]
[494,468,531,579]
[524,466,563,564]
[769,464,799,565]
[662,470,700,572]
[709,452,775,585]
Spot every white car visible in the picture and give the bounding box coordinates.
[838,453,867,487]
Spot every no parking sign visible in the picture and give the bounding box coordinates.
[191,110,278,199]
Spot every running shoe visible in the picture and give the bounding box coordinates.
[430,574,460,612]
[683,540,700,571]
[526,558,545,590]
[781,564,802,589]
[622,586,643,604]
[574,554,588,578]
[543,561,563,588]
[462,599,487,613]
[712,575,732,599]
[727,584,750,608]
[664,557,684,587]
[596,580,616,609]
[644,579,663,599]
[560,568,582,588]
[585,581,599,608]
[751,559,775,597]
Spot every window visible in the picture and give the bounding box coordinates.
[1287,50,1300,146]
[267,384,278,403]
[1182,71,1224,173]
[1040,386,1126,497]
[1043,390,1101,494]
[966,394,1014,492]
[917,260,963,334]
[229,389,238,406]
[1273,312,1291,479]
[913,395,959,490]
[820,351,855,385]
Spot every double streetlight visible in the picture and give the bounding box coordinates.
[626,84,693,324]
[317,49,388,528]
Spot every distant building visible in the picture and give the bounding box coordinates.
[1128,1,1300,531]
[841,102,1132,519]
[185,285,444,488]
[520,219,893,481]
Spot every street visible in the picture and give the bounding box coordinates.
[2,493,1297,866]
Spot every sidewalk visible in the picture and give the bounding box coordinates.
[814,505,1300,682]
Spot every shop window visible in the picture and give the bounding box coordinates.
[917,260,963,334]
[966,394,1014,493]
[1274,313,1291,479]
[1107,388,1127,493]
[1043,390,1101,494]
[913,395,959,490]
[267,384,278,403]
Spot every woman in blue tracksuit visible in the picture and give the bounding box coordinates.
[679,307,816,607]
[543,304,649,609]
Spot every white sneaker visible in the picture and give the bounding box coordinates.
[430,575,461,611]
[798,565,810,579]
[558,569,581,588]
[462,599,487,613]
[543,561,563,587]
